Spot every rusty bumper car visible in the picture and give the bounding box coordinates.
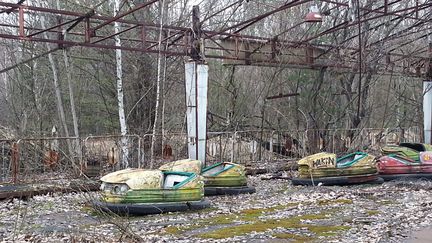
[159,159,256,196]
[378,151,432,181]
[94,168,209,215]
[381,143,432,162]
[292,152,382,186]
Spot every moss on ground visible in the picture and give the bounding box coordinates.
[164,201,350,240]
[197,213,350,239]
[317,199,353,205]
[366,210,380,216]
[163,203,299,235]
[164,226,181,235]
[39,201,54,210]
[307,225,351,235]
[272,233,314,242]
[378,200,395,205]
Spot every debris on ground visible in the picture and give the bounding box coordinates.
[1,176,431,242]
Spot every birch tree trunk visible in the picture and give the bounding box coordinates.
[113,0,129,168]
[57,0,81,163]
[161,44,168,156]
[62,47,81,157]
[40,16,73,156]
[150,0,167,167]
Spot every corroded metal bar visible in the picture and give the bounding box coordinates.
[18,6,24,38]
[91,0,158,32]
[11,142,19,184]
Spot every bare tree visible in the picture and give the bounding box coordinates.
[150,0,167,166]
[113,0,129,168]
[40,15,73,155]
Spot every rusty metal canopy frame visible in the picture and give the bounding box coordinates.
[0,0,430,77]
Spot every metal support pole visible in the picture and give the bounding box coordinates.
[190,5,202,60]
[84,17,91,43]
[185,5,208,165]
[11,142,19,183]
[185,62,208,165]
[18,6,24,38]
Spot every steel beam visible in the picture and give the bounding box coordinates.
[229,0,310,35]
[0,0,430,79]
[321,0,429,22]
[0,0,24,14]
[302,2,432,43]
[91,0,158,32]
[18,6,24,38]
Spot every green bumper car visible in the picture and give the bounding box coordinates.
[381,143,432,162]
[159,159,256,196]
[292,152,382,186]
[94,168,209,215]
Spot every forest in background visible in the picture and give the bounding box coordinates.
[0,0,424,142]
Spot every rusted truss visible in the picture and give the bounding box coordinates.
[0,0,430,77]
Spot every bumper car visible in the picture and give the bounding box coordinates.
[292,152,382,186]
[381,143,432,162]
[378,151,432,181]
[93,168,209,215]
[159,159,256,196]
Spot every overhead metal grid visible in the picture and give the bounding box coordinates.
[0,0,429,77]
